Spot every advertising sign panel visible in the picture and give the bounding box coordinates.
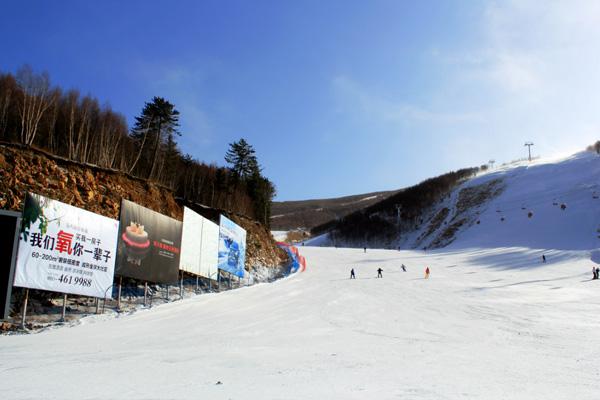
[180,207,202,275]
[116,199,182,284]
[217,215,246,278]
[14,193,119,298]
[180,207,219,279]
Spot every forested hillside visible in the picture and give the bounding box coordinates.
[271,190,399,231]
[0,66,275,224]
[312,167,482,246]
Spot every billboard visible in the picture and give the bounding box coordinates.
[14,193,119,298]
[180,207,202,275]
[116,199,182,284]
[217,215,246,278]
[180,207,219,279]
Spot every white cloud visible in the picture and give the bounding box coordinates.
[332,75,482,126]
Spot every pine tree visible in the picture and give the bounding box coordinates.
[224,138,260,179]
[129,96,180,181]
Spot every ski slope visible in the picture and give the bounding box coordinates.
[2,245,600,399]
[442,151,600,250]
[3,151,600,399]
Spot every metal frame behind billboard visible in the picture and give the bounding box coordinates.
[14,193,119,298]
[116,199,182,284]
[0,210,21,320]
[217,215,246,278]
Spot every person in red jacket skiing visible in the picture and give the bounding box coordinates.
[425,267,430,279]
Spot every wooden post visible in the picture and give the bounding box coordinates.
[143,282,148,307]
[180,271,184,299]
[95,297,99,314]
[20,288,29,329]
[117,276,122,310]
[61,294,67,322]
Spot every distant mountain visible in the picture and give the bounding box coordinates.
[270,190,400,231]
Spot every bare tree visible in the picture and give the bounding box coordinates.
[16,65,56,146]
[0,74,17,138]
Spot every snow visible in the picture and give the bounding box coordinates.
[2,151,600,399]
[446,151,600,250]
[2,245,599,399]
[270,230,289,241]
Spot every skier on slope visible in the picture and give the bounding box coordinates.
[425,267,430,279]
[350,268,356,279]
[377,268,383,278]
[593,267,598,280]
[542,254,546,263]
[401,264,406,272]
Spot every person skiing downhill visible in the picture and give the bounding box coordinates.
[401,264,406,272]
[425,267,430,279]
[542,254,546,263]
[377,268,383,278]
[350,268,356,279]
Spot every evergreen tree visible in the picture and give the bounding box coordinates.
[224,138,260,179]
[129,96,180,181]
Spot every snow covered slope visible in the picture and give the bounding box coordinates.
[2,246,600,399]
[310,151,600,251]
[435,151,600,250]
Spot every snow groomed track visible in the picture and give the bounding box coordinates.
[1,245,599,399]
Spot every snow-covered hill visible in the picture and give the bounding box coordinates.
[422,151,600,250]
[313,150,600,252]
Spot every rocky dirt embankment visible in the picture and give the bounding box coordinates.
[0,144,287,271]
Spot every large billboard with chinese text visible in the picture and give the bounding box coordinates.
[14,193,119,298]
[217,215,246,278]
[180,207,219,279]
[116,199,182,284]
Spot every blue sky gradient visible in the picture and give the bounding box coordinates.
[2,1,599,200]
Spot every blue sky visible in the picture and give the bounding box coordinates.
[2,1,599,200]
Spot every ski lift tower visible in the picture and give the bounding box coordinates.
[524,142,534,162]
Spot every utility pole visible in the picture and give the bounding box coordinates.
[524,142,534,162]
